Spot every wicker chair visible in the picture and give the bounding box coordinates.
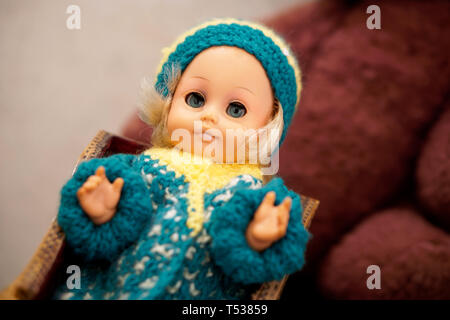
[0,130,319,300]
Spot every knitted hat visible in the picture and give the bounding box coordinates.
[154,18,302,146]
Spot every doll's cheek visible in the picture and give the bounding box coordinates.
[167,105,190,134]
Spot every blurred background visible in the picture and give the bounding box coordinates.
[1,0,450,299]
[0,0,311,290]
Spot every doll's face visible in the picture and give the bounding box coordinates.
[167,46,274,162]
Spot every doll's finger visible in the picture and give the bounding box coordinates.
[277,208,290,230]
[83,181,98,191]
[77,187,86,198]
[86,175,101,185]
[262,191,276,207]
[279,196,292,212]
[254,192,276,220]
[95,166,106,179]
[112,177,124,192]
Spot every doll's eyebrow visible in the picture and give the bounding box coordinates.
[236,86,254,95]
[191,76,209,81]
[191,76,253,95]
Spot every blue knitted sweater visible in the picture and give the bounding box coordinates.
[53,148,310,300]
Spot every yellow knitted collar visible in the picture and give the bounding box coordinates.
[143,147,262,235]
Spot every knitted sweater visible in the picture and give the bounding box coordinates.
[53,147,311,300]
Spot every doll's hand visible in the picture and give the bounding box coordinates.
[246,191,291,252]
[76,166,124,225]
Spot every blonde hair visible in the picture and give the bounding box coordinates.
[138,63,284,164]
[138,64,181,147]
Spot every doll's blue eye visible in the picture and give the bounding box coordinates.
[226,102,247,118]
[185,92,205,108]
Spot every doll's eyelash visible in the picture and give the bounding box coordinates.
[185,90,206,101]
[226,101,247,118]
[185,91,206,108]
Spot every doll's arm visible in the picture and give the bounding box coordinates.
[58,154,153,262]
[207,177,311,285]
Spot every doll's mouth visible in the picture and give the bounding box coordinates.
[194,130,219,143]
[202,132,214,142]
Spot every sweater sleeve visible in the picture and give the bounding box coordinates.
[207,177,311,284]
[57,154,153,262]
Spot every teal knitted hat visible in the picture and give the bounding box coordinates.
[154,18,302,146]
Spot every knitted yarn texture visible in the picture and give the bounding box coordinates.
[54,148,310,300]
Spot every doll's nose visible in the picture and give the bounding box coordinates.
[200,111,218,125]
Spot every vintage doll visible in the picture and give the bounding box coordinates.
[53,18,310,300]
